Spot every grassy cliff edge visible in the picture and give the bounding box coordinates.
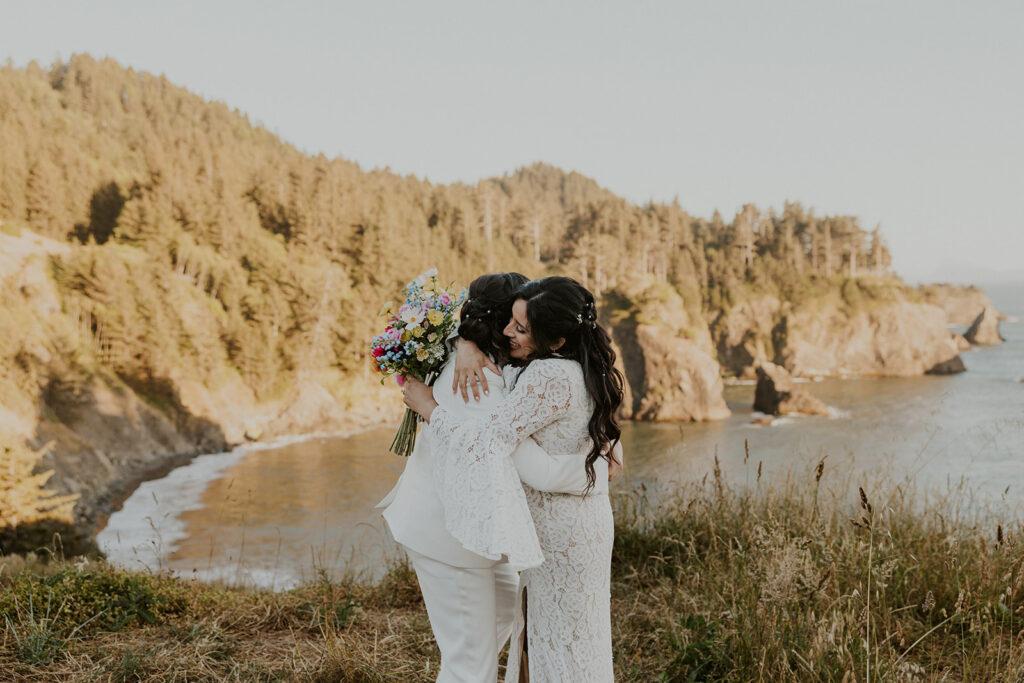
[3,460,1022,682]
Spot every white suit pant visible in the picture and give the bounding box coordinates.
[406,549,519,683]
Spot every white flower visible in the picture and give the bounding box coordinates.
[412,268,437,289]
[400,307,425,327]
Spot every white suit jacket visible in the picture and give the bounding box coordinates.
[379,353,605,568]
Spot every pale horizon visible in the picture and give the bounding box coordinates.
[3,0,1022,287]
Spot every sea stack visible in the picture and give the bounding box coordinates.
[926,355,967,375]
[754,362,830,416]
[964,306,1005,346]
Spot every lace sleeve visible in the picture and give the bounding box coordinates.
[428,360,577,569]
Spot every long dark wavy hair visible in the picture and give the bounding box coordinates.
[513,276,624,490]
[457,272,529,365]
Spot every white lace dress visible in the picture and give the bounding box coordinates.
[429,358,614,682]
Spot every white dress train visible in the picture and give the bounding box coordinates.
[429,359,614,682]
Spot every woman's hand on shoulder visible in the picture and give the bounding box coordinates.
[452,337,500,403]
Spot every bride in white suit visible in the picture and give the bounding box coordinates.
[379,272,612,683]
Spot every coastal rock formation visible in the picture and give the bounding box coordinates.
[952,333,971,351]
[919,283,1003,326]
[711,295,781,378]
[710,285,969,380]
[776,300,965,377]
[612,322,730,422]
[754,363,830,416]
[603,281,729,422]
[0,230,399,530]
[925,355,967,375]
[964,306,1005,346]
[30,369,399,528]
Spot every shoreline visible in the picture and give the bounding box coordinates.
[87,420,395,542]
[80,317,1019,561]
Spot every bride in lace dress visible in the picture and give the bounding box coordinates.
[404,276,624,682]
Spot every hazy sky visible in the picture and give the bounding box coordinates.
[3,1,1023,285]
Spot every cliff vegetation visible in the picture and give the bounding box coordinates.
[1,54,966,534]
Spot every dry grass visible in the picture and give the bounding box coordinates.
[610,457,1024,681]
[2,458,1023,681]
[0,554,436,681]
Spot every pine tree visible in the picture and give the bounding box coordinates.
[0,436,77,527]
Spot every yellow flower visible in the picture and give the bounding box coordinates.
[416,347,430,361]
[400,330,411,343]
[427,309,445,326]
[379,301,394,317]
[427,332,438,342]
[410,325,425,338]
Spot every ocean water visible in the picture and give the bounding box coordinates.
[99,284,1024,588]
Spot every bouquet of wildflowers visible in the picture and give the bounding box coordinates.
[370,269,467,456]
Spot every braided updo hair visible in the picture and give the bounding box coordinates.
[458,272,529,365]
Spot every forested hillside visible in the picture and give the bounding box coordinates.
[3,54,949,532]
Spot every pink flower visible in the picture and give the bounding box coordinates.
[395,375,406,387]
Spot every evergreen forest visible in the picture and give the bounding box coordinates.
[1,54,901,527]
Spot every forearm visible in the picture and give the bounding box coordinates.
[512,440,607,495]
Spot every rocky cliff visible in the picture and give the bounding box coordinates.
[964,306,1005,346]
[776,299,963,377]
[712,280,965,378]
[34,371,397,529]
[605,283,730,422]
[0,230,398,530]
[919,283,1003,326]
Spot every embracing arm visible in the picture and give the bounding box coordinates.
[406,361,580,568]
[428,360,574,469]
[513,440,597,494]
[404,363,614,494]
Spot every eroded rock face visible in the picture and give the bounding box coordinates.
[952,334,971,351]
[776,301,965,377]
[964,306,1005,346]
[754,362,830,416]
[612,322,730,422]
[30,366,399,527]
[712,295,781,378]
[710,289,968,380]
[919,284,1001,326]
